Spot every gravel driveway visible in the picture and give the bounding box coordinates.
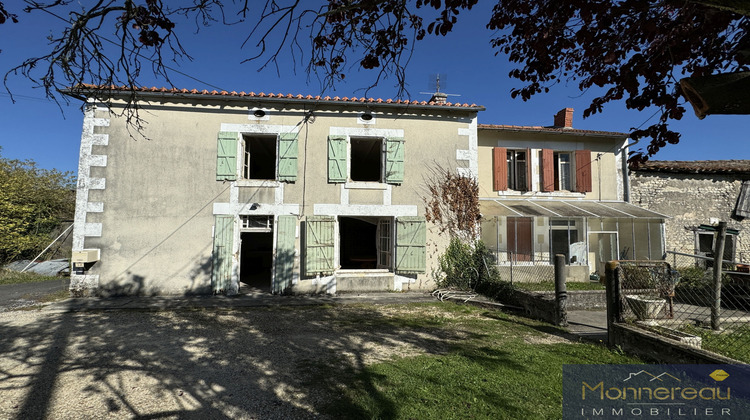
[0,304,461,419]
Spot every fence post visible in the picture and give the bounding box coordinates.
[605,261,621,346]
[711,221,727,331]
[554,254,568,327]
[509,251,514,286]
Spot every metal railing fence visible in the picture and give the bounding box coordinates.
[615,251,750,362]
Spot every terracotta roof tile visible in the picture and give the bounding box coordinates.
[478,123,627,137]
[70,83,483,109]
[633,160,750,174]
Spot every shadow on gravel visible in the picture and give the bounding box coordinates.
[0,304,474,419]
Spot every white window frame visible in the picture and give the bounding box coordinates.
[240,215,273,232]
[507,150,528,191]
[554,152,573,191]
[346,136,386,185]
[242,134,279,182]
[347,136,386,187]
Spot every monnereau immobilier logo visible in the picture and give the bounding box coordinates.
[563,364,750,419]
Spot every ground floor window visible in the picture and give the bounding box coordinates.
[696,229,736,266]
[339,216,393,270]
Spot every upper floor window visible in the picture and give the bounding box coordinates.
[494,147,592,193]
[492,147,530,191]
[328,135,404,184]
[350,138,383,182]
[244,135,276,180]
[507,150,528,191]
[216,131,298,182]
[555,152,572,191]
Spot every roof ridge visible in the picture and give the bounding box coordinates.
[69,83,483,109]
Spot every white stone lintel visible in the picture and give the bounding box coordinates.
[313,204,417,217]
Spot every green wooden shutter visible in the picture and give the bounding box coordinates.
[212,215,235,293]
[305,216,336,274]
[328,136,347,183]
[385,137,405,184]
[217,131,238,181]
[395,216,426,273]
[273,215,297,293]
[278,132,298,182]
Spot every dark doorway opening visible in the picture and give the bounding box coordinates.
[340,217,377,269]
[240,231,273,291]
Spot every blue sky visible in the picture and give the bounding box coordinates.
[2,3,749,174]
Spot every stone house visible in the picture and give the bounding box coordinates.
[66,85,483,296]
[476,109,667,281]
[630,160,750,264]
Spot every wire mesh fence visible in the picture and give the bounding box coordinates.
[489,250,556,284]
[617,251,750,363]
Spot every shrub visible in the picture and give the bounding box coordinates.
[434,238,502,291]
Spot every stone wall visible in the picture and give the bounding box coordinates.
[630,171,750,262]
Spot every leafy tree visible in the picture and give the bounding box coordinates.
[0,147,75,264]
[1,1,748,162]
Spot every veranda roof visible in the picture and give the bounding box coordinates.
[479,199,668,219]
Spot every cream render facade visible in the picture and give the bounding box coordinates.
[477,109,667,281]
[68,87,483,296]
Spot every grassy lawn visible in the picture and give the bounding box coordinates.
[0,268,60,286]
[512,281,605,292]
[679,324,750,363]
[307,302,640,419]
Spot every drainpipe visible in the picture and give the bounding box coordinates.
[621,137,638,203]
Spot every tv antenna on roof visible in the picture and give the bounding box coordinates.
[420,73,460,103]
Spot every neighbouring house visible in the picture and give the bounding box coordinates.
[476,108,667,281]
[65,85,484,296]
[630,160,750,264]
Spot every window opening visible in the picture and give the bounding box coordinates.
[507,150,527,191]
[244,136,276,180]
[339,217,378,269]
[350,138,382,182]
[554,152,572,191]
[697,231,736,266]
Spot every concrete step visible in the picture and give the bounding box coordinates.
[335,270,395,292]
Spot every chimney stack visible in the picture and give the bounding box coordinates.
[430,92,448,104]
[554,108,574,128]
